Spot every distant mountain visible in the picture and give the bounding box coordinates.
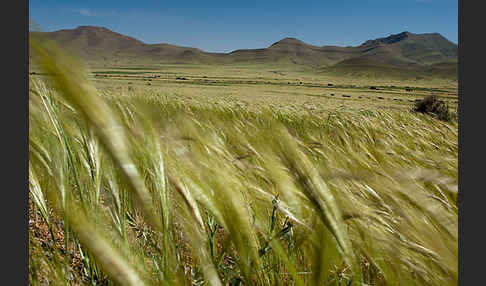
[30,26,208,63]
[30,26,458,79]
[354,31,457,65]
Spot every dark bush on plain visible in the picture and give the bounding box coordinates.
[413,95,451,121]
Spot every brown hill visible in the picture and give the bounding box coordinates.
[30,26,458,78]
[228,37,356,67]
[353,31,457,65]
[32,26,145,60]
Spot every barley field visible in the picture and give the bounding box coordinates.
[29,36,458,286]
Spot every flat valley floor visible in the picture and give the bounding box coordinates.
[30,63,458,115]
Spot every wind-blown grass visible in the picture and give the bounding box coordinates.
[29,35,457,286]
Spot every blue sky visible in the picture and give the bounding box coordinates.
[29,0,458,53]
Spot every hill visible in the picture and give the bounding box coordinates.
[30,26,458,79]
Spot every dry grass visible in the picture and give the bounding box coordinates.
[29,34,457,286]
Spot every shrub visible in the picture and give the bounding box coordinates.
[413,95,451,122]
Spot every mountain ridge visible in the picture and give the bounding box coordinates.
[30,26,458,79]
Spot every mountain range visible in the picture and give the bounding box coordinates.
[30,26,458,79]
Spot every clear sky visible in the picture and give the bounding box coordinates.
[29,0,458,53]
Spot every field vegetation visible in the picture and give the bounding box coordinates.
[29,35,457,285]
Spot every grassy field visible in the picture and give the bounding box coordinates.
[29,37,457,285]
[30,63,458,118]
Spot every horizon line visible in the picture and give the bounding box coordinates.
[29,24,458,54]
